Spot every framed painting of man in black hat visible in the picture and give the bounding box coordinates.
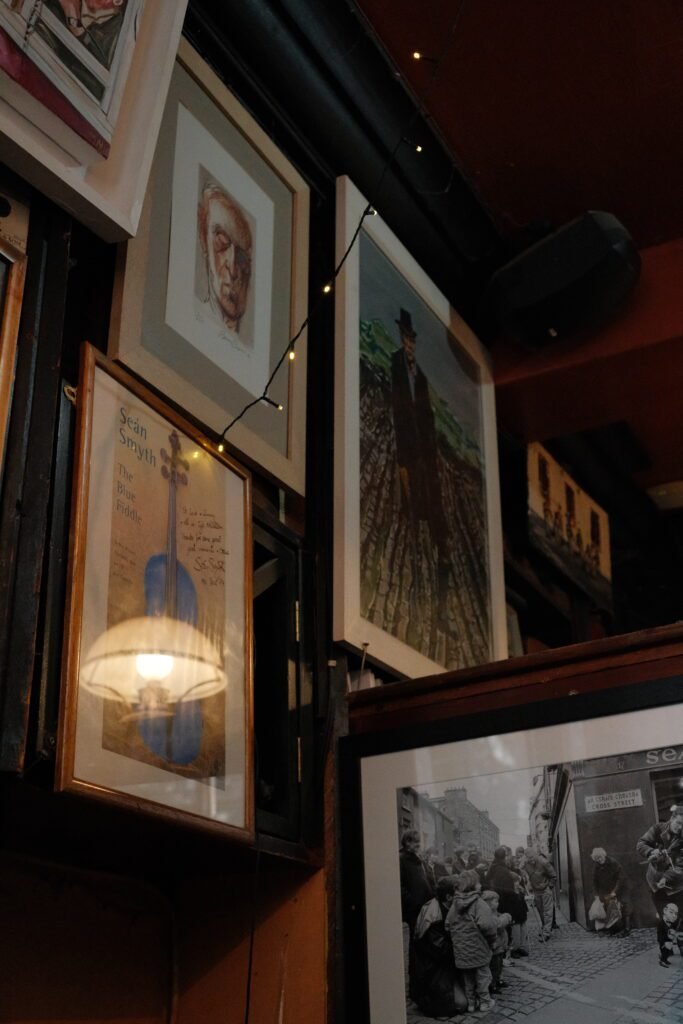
[333,177,507,678]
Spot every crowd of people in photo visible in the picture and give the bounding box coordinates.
[400,804,683,1018]
[400,831,557,1016]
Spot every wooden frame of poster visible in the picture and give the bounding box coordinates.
[56,343,254,841]
[0,180,30,476]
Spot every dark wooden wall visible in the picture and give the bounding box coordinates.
[0,3,504,1021]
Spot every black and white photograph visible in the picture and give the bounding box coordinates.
[357,701,683,1024]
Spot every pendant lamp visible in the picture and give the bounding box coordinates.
[80,616,226,708]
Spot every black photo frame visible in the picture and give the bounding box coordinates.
[340,635,683,1024]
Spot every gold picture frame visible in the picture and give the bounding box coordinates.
[57,343,254,841]
[0,181,30,476]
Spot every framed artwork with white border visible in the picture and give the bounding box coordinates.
[57,343,253,841]
[333,176,506,678]
[0,0,144,163]
[0,0,188,241]
[109,38,309,495]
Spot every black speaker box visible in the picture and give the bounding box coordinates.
[485,212,641,346]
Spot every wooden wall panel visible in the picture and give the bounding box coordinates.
[348,623,683,734]
[0,855,170,1024]
[177,865,327,1024]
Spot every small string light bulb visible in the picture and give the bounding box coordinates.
[217,443,224,453]
[411,50,436,64]
[288,349,296,361]
[415,144,423,153]
[277,403,284,412]
[323,283,332,294]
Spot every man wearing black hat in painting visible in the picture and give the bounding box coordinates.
[391,308,448,578]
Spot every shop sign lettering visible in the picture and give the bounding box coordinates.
[585,789,643,813]
[646,748,683,765]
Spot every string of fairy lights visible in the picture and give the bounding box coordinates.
[239,12,466,1022]
[219,2,467,452]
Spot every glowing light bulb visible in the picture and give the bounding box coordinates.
[136,653,174,680]
[218,443,224,453]
[277,403,284,411]
[413,51,422,60]
[415,144,423,153]
[323,283,332,294]
[289,350,296,361]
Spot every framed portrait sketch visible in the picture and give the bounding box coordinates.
[109,38,310,494]
[334,176,506,679]
[57,344,253,840]
[340,647,683,1024]
[0,0,188,240]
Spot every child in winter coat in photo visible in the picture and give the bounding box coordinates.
[446,869,498,1014]
[481,889,512,993]
[657,902,683,967]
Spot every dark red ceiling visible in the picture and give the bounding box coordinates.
[356,1,683,492]
[358,0,683,250]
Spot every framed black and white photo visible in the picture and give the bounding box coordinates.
[110,39,309,494]
[340,638,683,1024]
[334,176,506,678]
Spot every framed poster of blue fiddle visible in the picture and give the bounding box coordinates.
[56,343,253,840]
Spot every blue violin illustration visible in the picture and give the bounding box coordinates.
[139,431,203,764]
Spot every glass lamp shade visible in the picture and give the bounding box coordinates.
[80,616,226,705]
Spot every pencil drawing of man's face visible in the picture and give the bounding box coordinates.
[198,186,252,332]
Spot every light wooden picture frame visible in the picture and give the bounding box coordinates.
[0,180,30,476]
[109,38,309,495]
[333,176,506,678]
[57,344,254,841]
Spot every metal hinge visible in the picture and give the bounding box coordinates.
[297,735,302,784]
[294,599,300,643]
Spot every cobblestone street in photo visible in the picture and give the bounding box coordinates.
[406,921,683,1024]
